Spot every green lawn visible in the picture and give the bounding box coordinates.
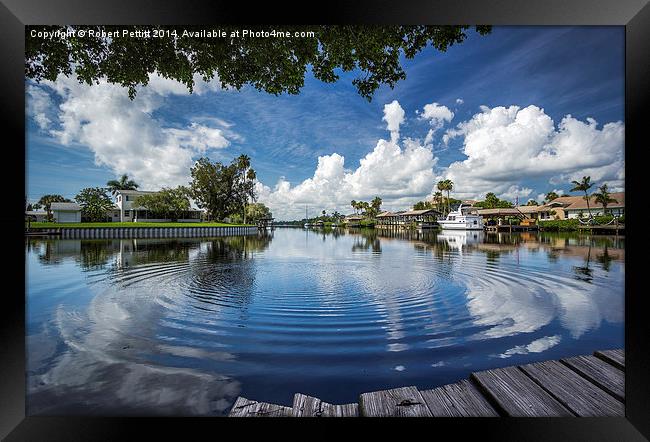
[28,222,253,228]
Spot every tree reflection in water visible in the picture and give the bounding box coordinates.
[573,238,594,283]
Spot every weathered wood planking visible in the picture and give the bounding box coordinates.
[561,355,625,402]
[419,379,499,417]
[359,386,432,417]
[520,360,624,416]
[594,349,625,370]
[227,349,624,418]
[228,397,292,417]
[471,366,573,417]
[292,393,358,417]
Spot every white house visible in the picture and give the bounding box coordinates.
[114,189,204,222]
[546,192,625,219]
[51,202,82,223]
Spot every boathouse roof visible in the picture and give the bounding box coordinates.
[50,202,81,211]
[400,208,440,216]
[476,208,522,216]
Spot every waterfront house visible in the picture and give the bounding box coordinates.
[545,192,624,219]
[115,189,204,223]
[51,202,82,223]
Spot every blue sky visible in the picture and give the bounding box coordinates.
[26,26,624,219]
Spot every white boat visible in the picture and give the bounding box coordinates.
[438,203,484,230]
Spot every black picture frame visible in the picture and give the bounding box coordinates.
[2,1,649,439]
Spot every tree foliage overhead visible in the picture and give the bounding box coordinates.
[26,25,491,101]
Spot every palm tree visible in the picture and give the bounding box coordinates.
[244,168,257,224]
[432,191,443,212]
[438,179,454,214]
[593,184,617,216]
[106,174,139,196]
[236,155,252,223]
[436,181,447,214]
[570,176,594,219]
[37,194,70,221]
[237,154,251,170]
[351,200,357,214]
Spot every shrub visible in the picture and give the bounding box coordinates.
[539,219,580,231]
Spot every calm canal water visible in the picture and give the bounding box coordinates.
[26,228,624,415]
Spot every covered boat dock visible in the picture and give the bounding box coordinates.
[477,207,538,232]
[376,209,441,229]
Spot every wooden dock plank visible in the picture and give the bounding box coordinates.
[561,355,625,402]
[419,379,499,417]
[594,349,625,370]
[359,386,432,417]
[520,360,624,416]
[228,397,292,417]
[292,393,358,417]
[470,366,573,417]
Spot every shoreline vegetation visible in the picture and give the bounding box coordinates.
[288,176,624,234]
[293,217,625,232]
[26,156,272,228]
[27,221,252,229]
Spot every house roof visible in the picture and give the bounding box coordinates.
[400,208,440,216]
[345,215,364,221]
[514,205,554,214]
[376,211,396,218]
[50,202,81,211]
[476,208,522,216]
[114,189,157,194]
[548,192,624,210]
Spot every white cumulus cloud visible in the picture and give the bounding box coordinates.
[27,84,55,130]
[32,73,232,189]
[382,100,405,142]
[257,101,438,220]
[439,105,624,200]
[419,102,454,145]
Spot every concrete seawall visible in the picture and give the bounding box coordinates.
[28,226,259,239]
